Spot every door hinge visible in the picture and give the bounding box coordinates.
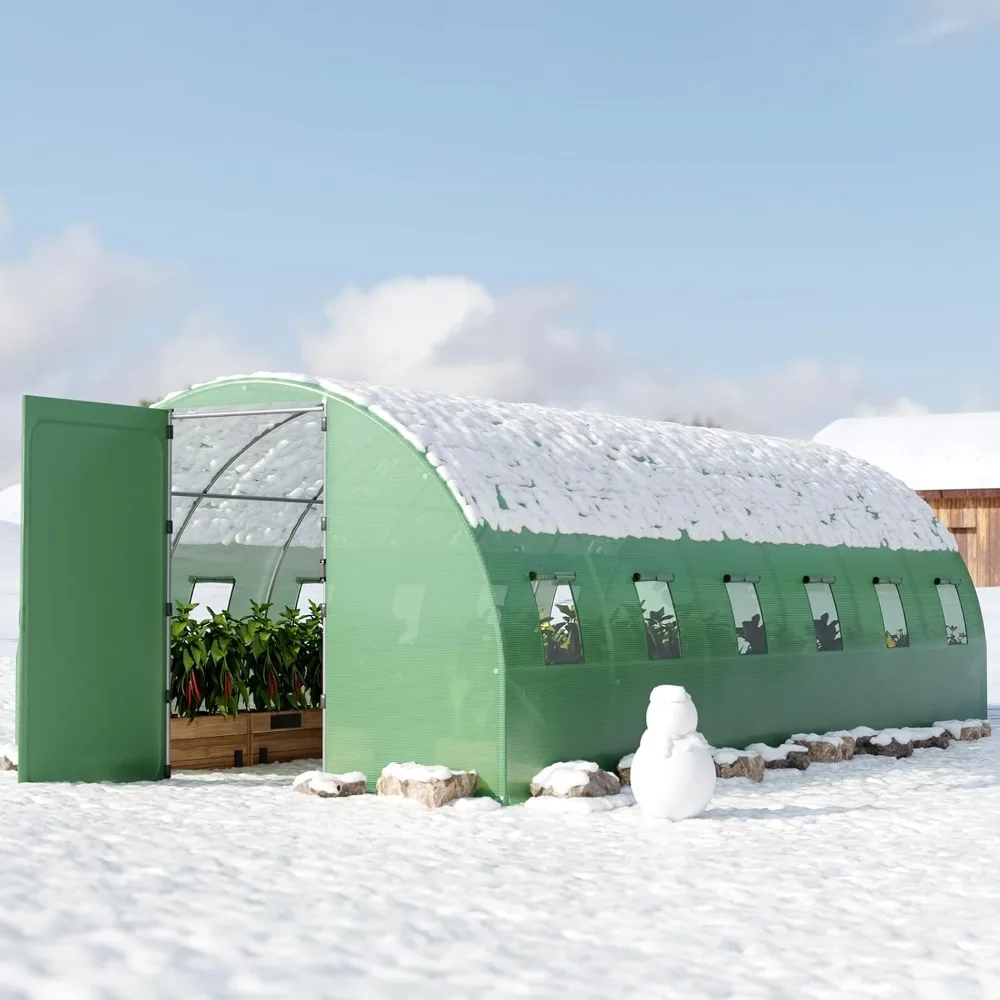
[165,602,173,617]
[321,516,327,532]
[165,688,171,702]
[164,764,172,779]
[321,416,327,432]
[166,424,174,440]
[166,519,173,534]
[320,694,327,710]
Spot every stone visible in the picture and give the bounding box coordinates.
[908,727,951,751]
[293,770,367,798]
[935,720,987,742]
[530,762,621,799]
[791,733,849,763]
[745,742,811,771]
[0,754,16,772]
[866,730,914,759]
[713,750,765,783]
[617,753,634,786]
[376,764,478,808]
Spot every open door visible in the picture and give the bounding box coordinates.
[18,396,169,782]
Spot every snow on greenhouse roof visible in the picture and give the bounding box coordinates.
[160,373,955,552]
[814,412,1000,492]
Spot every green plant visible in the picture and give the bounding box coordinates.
[169,599,325,717]
[170,601,209,717]
[642,602,681,659]
[540,604,583,664]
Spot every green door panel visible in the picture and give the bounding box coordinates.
[18,396,168,782]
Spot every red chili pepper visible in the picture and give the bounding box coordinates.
[186,676,194,707]
[192,674,200,701]
[224,674,231,700]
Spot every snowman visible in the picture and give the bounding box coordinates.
[629,684,716,820]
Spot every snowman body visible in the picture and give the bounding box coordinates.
[629,685,716,820]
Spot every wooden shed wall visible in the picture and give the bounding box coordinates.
[918,490,1000,587]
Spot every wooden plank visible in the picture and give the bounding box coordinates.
[918,489,1000,500]
[248,708,322,734]
[170,714,249,741]
[249,727,322,765]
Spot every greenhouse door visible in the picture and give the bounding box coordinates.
[17,396,170,783]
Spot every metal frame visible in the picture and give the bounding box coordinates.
[164,409,174,778]
[171,405,325,421]
[262,488,325,604]
[170,411,309,553]
[172,490,317,506]
[321,397,329,769]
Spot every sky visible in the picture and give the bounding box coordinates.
[1,0,999,485]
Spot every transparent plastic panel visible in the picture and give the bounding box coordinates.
[936,583,968,645]
[804,582,843,651]
[874,583,909,648]
[634,579,681,659]
[531,579,584,664]
[725,581,767,655]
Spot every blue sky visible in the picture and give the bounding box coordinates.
[0,0,998,480]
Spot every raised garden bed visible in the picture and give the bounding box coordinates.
[170,709,322,771]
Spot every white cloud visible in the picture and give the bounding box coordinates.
[897,0,1000,44]
[0,206,271,486]
[301,275,931,441]
[853,397,931,418]
[0,226,165,383]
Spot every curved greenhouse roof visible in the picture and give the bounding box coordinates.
[159,373,955,552]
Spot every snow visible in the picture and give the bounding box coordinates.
[792,732,844,746]
[522,786,636,814]
[630,686,717,820]
[0,521,17,662]
[814,411,1000,491]
[530,760,599,796]
[746,742,809,761]
[0,483,20,524]
[978,587,1000,701]
[381,762,472,783]
[158,373,954,550]
[3,656,999,995]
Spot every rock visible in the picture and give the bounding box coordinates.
[0,754,16,772]
[746,742,811,771]
[866,730,914,759]
[293,770,367,798]
[828,733,856,760]
[935,719,988,742]
[712,749,765,783]
[908,727,951,751]
[790,733,849,763]
[376,763,478,807]
[617,753,634,786]
[843,727,878,755]
[530,761,621,798]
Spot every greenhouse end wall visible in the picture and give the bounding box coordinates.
[322,397,507,799]
[477,528,985,804]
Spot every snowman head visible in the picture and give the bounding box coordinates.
[645,685,698,737]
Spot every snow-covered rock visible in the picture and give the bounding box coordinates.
[376,762,477,807]
[907,726,952,751]
[529,761,620,799]
[293,770,366,798]
[790,733,851,764]
[712,749,765,783]
[629,686,716,821]
[746,742,811,770]
[617,752,634,785]
[935,719,991,741]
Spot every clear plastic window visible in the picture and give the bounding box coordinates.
[188,580,235,621]
[725,581,767,655]
[874,583,909,648]
[296,581,325,614]
[634,580,681,659]
[532,579,584,665]
[804,582,843,651]
[936,584,968,645]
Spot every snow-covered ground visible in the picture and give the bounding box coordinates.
[0,654,998,998]
[3,481,1000,997]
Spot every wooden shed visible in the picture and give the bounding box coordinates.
[814,412,1000,587]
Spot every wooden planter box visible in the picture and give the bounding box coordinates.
[170,713,251,771]
[170,709,322,771]
[249,708,323,766]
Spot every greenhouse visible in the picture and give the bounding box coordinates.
[16,374,987,801]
